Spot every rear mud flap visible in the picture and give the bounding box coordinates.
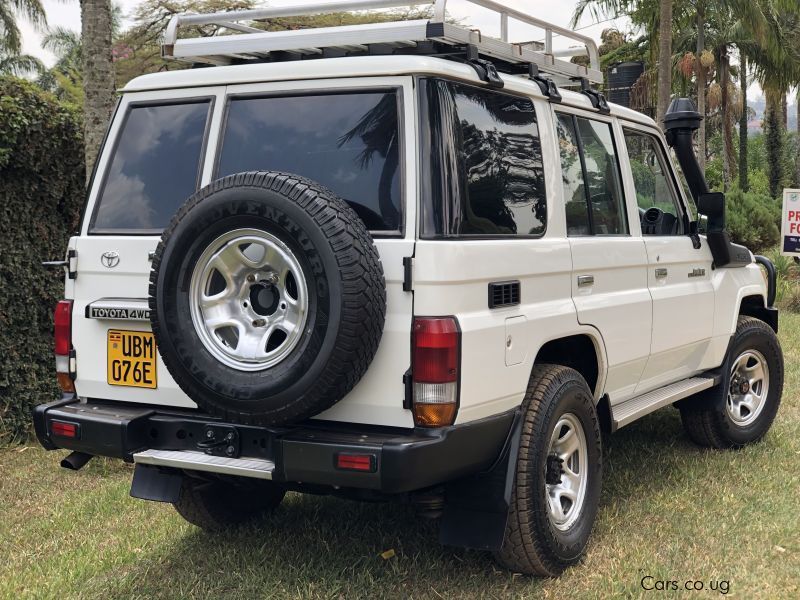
[439,408,523,551]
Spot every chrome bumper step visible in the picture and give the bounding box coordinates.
[133,449,275,480]
[611,376,718,430]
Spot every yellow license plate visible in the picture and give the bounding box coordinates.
[107,330,157,388]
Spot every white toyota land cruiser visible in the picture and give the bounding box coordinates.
[35,0,783,576]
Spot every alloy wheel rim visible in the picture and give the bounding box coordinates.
[726,349,769,426]
[189,228,309,371]
[545,412,588,531]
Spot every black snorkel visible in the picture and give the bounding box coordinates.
[663,98,750,268]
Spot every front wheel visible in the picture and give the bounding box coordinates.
[680,316,784,448]
[494,365,602,576]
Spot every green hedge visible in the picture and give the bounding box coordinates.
[0,77,84,444]
[725,189,781,255]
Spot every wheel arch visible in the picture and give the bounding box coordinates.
[532,332,605,400]
[739,293,778,333]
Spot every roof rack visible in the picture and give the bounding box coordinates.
[162,0,602,86]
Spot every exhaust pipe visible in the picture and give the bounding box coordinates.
[61,451,93,471]
[663,98,707,202]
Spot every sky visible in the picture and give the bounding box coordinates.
[18,0,764,100]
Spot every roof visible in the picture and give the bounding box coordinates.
[122,54,656,127]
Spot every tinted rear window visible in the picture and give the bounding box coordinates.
[91,100,211,232]
[217,91,402,232]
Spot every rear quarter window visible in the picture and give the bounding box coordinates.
[420,79,547,238]
[216,90,402,233]
[90,100,212,233]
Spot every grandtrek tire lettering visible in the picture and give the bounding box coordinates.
[148,171,386,426]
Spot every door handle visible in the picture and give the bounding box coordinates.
[577,275,594,287]
[655,267,668,279]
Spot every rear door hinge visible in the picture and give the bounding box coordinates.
[43,248,77,279]
[403,256,414,292]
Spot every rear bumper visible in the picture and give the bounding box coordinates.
[33,396,516,494]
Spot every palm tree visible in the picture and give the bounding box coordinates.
[79,0,115,180]
[741,0,800,196]
[655,0,673,124]
[0,49,43,76]
[0,0,46,54]
[38,26,83,104]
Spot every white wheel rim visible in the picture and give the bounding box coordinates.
[189,228,309,372]
[726,349,769,427]
[545,412,588,531]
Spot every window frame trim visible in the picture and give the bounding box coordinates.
[87,96,216,236]
[619,123,692,235]
[554,109,630,238]
[417,76,549,241]
[214,85,407,238]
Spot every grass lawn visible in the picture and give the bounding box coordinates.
[2,317,799,599]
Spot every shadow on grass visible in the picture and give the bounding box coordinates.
[100,408,725,597]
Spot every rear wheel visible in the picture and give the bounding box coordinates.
[680,316,783,448]
[173,475,285,531]
[495,365,602,576]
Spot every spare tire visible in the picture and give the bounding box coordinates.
[149,172,386,425]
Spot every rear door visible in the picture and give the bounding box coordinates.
[72,86,225,408]
[215,77,416,427]
[554,109,652,403]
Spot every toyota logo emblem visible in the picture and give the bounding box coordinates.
[101,251,120,268]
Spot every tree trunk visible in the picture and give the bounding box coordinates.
[656,0,673,126]
[764,88,784,198]
[738,52,748,191]
[796,87,800,187]
[719,45,733,190]
[696,7,706,174]
[80,0,116,182]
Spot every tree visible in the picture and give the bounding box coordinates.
[0,0,46,54]
[79,0,115,180]
[0,49,43,76]
[656,0,673,124]
[738,52,748,190]
[38,27,83,104]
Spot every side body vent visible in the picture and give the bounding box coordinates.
[488,281,520,309]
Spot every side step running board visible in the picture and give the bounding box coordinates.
[611,376,719,430]
[133,449,275,480]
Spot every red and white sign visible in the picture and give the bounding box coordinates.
[781,189,800,256]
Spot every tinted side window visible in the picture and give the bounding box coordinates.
[556,113,627,236]
[556,114,590,235]
[218,91,402,232]
[420,79,546,237]
[624,129,684,235]
[91,101,210,231]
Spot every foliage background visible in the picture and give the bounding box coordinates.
[0,76,84,443]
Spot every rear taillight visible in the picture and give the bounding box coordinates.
[54,300,75,392]
[411,317,460,427]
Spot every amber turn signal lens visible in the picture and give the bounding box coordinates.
[412,402,457,428]
[57,372,75,393]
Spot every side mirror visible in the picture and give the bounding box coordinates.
[697,192,725,231]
